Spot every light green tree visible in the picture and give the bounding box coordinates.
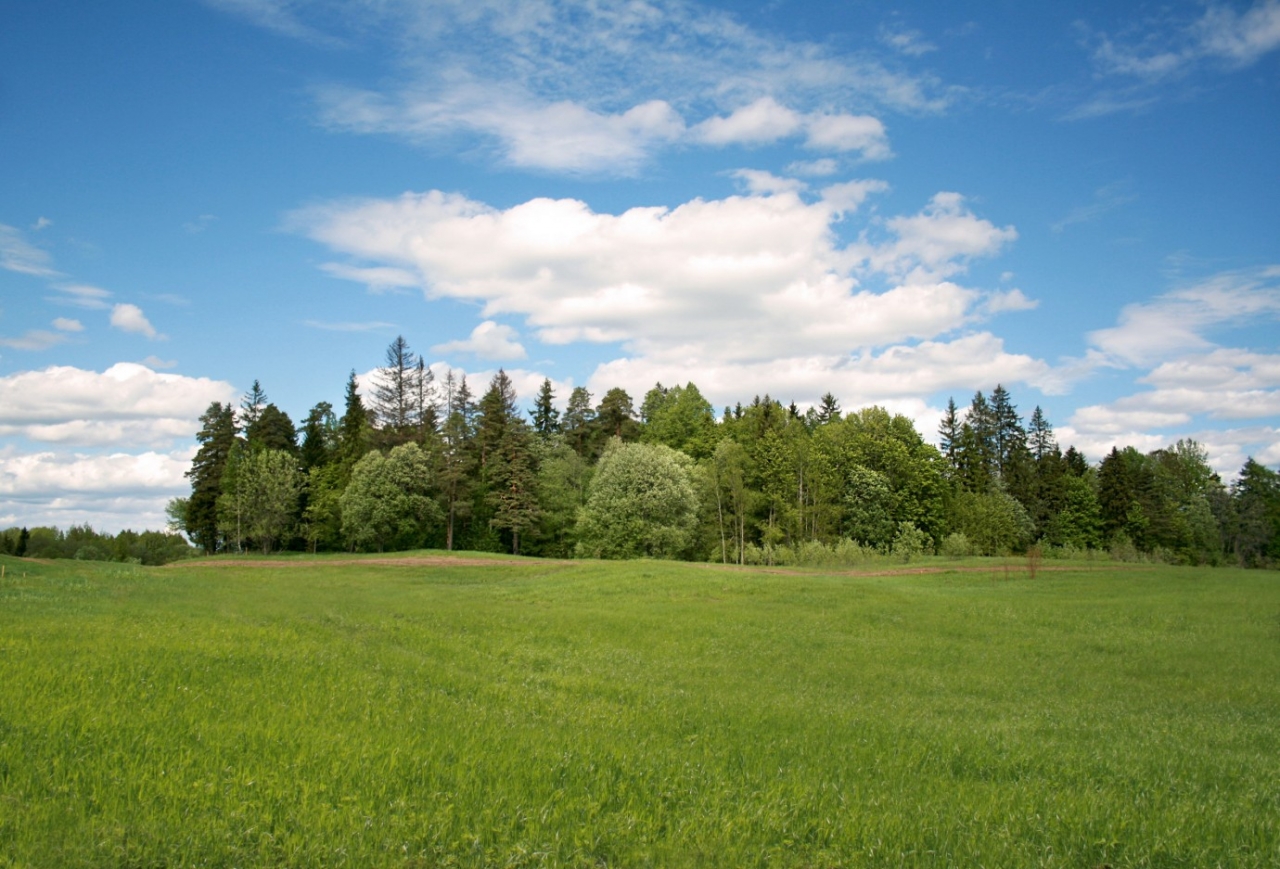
[576,439,699,560]
[341,443,443,552]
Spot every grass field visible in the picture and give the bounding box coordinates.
[1,552,1277,867]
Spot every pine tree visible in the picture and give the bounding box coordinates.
[412,358,439,439]
[246,404,297,454]
[596,387,638,441]
[438,370,476,552]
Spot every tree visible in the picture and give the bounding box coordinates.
[370,335,422,444]
[245,403,297,454]
[1231,458,1280,566]
[184,402,239,553]
[299,401,337,471]
[576,440,699,560]
[843,465,896,549]
[937,397,961,474]
[487,421,540,555]
[226,448,302,554]
[595,387,639,441]
[438,371,476,551]
[1027,406,1056,462]
[950,489,1034,556]
[708,438,750,564]
[338,370,372,466]
[562,386,595,455]
[240,379,268,429]
[530,378,560,439]
[813,392,841,426]
[641,382,716,459]
[341,443,443,552]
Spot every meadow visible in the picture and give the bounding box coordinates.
[1,552,1277,867]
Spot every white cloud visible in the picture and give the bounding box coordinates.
[879,24,937,57]
[140,355,178,369]
[432,320,527,361]
[803,114,891,159]
[32,217,53,231]
[0,224,59,278]
[294,185,1036,410]
[52,317,83,332]
[0,363,236,447]
[1088,267,1280,367]
[787,158,840,177]
[0,330,68,351]
[110,303,161,339]
[696,97,803,145]
[319,262,419,292]
[696,99,891,161]
[0,448,196,533]
[1080,1,1280,115]
[984,288,1038,315]
[53,283,113,309]
[854,192,1018,283]
[731,169,808,197]
[280,0,954,174]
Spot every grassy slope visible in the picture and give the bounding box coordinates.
[0,553,1277,867]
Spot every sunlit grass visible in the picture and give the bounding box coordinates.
[1,553,1277,866]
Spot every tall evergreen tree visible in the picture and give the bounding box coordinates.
[562,386,595,455]
[412,357,438,439]
[937,397,961,473]
[1027,406,1056,462]
[338,370,372,466]
[185,402,239,553]
[530,378,560,438]
[813,392,841,426]
[371,335,421,443]
[438,371,476,551]
[245,404,297,454]
[299,401,337,471]
[239,380,268,429]
[596,387,639,441]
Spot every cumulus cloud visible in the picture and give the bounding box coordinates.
[110,303,161,339]
[695,99,891,160]
[0,363,237,447]
[432,320,527,361]
[293,184,1035,410]
[1056,267,1280,465]
[0,448,196,533]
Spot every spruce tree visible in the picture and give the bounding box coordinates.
[185,402,239,553]
[531,378,560,438]
[240,380,267,429]
[371,335,421,444]
[562,386,595,455]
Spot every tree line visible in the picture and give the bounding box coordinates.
[163,336,1280,568]
[0,524,194,565]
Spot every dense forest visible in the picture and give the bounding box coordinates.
[142,336,1275,569]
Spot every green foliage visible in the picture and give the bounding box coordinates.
[951,488,1034,556]
[890,520,928,562]
[576,439,698,559]
[939,531,973,558]
[340,443,443,552]
[0,524,194,565]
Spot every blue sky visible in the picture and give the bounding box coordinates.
[2,0,1278,531]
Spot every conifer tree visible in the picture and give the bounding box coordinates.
[239,380,267,429]
[531,378,560,438]
[185,401,239,553]
[371,335,421,444]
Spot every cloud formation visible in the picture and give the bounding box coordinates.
[214,0,958,174]
[294,182,1031,407]
[0,363,237,447]
[110,303,161,339]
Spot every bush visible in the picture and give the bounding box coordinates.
[939,532,972,558]
[891,522,928,563]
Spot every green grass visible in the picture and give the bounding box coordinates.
[1,553,1277,867]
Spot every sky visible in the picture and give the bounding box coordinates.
[1,0,1279,532]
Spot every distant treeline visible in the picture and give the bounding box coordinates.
[0,524,196,566]
[161,336,1279,567]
